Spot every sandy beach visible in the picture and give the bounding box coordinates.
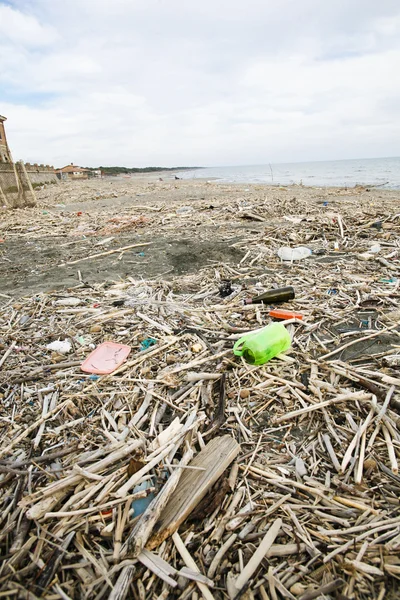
[1,175,399,298]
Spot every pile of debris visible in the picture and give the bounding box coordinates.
[0,248,400,599]
[0,180,400,599]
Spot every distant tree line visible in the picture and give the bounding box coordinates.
[86,166,200,175]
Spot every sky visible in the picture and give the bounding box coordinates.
[0,0,400,167]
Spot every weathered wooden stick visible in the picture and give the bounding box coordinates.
[44,490,147,518]
[208,533,237,578]
[186,372,221,382]
[299,579,345,600]
[33,392,49,450]
[109,565,136,600]
[341,408,374,472]
[172,532,215,600]
[165,349,231,376]
[382,424,399,474]
[274,391,370,424]
[355,429,367,484]
[59,242,152,266]
[322,434,341,472]
[24,439,144,504]
[1,444,78,469]
[137,550,177,587]
[234,518,282,593]
[0,341,16,368]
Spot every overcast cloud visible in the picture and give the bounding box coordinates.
[0,0,399,167]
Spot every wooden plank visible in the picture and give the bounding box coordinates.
[147,435,240,549]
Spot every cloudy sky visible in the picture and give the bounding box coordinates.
[1,0,399,167]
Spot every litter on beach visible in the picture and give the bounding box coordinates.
[0,176,400,599]
[80,341,132,374]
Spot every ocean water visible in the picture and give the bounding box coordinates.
[177,157,400,189]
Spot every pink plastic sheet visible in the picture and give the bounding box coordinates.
[81,342,131,375]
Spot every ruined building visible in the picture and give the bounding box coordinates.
[0,114,58,208]
[0,115,12,163]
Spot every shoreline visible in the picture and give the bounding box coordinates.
[114,170,399,190]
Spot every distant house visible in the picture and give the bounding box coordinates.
[55,163,89,180]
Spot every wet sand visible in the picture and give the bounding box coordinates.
[0,175,399,300]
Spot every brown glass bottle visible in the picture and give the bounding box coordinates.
[245,286,295,305]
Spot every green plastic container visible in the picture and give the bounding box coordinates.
[233,322,291,365]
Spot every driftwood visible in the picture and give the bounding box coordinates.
[58,242,152,266]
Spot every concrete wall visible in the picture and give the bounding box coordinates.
[0,163,19,193]
[0,162,57,208]
[24,163,59,185]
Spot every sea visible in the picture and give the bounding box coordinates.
[176,156,400,189]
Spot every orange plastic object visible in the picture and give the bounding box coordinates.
[269,309,303,321]
[81,342,131,374]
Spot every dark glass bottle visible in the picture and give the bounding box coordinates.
[245,286,295,305]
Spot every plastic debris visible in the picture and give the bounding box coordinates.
[219,280,233,297]
[81,342,131,374]
[269,309,303,320]
[277,247,312,261]
[46,340,72,354]
[55,297,81,307]
[233,322,291,365]
[140,337,157,351]
[295,457,308,477]
[176,206,193,215]
[370,243,381,254]
[132,479,156,517]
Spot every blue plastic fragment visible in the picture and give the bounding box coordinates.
[140,337,157,351]
[89,374,100,381]
[131,479,155,516]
